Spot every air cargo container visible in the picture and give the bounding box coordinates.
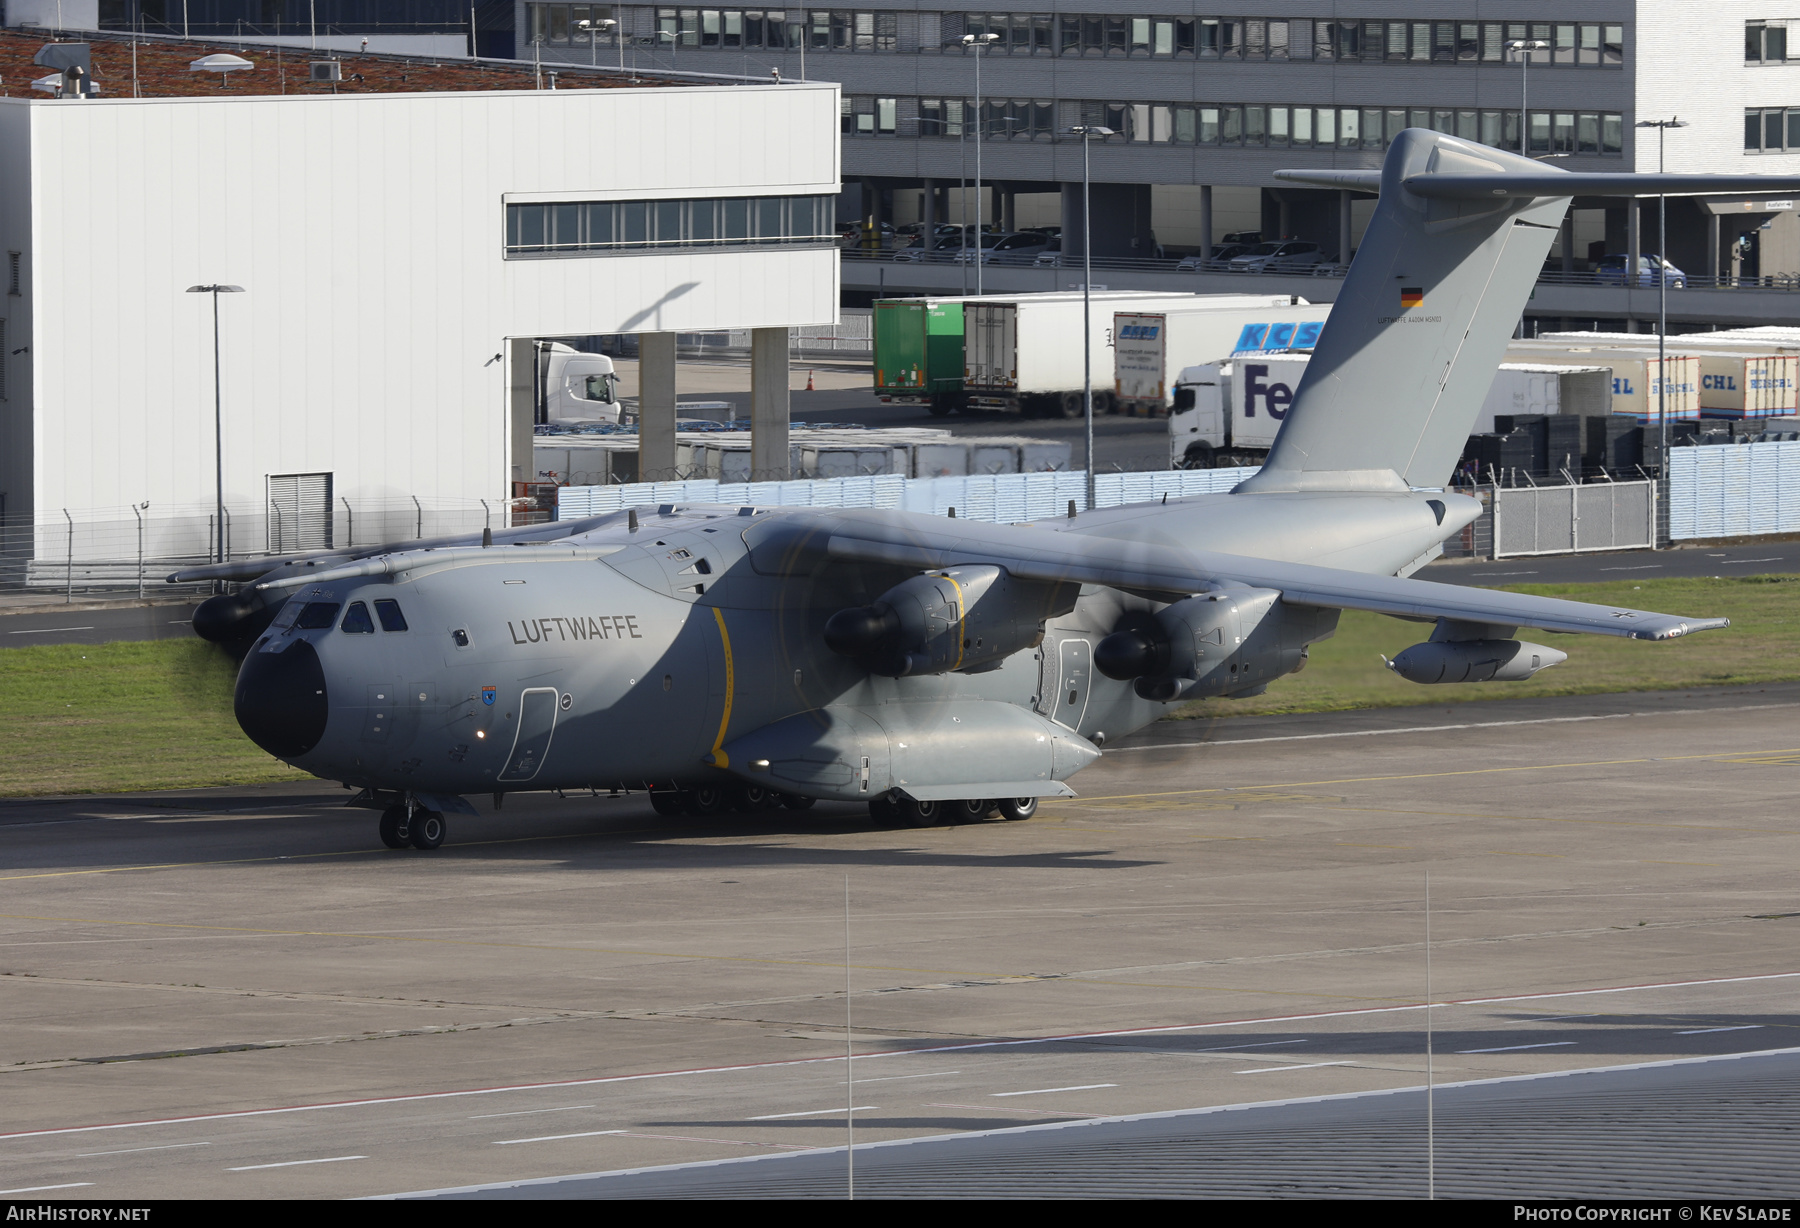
[1531,333,1798,418]
[1114,303,1334,416]
[961,292,1315,417]
[1505,344,1699,422]
[1475,364,1613,433]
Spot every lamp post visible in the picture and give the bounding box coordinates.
[962,32,999,296]
[577,17,620,71]
[187,284,244,566]
[1505,38,1549,154]
[1066,125,1114,511]
[1637,116,1688,515]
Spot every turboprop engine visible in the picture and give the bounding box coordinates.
[1095,587,1338,702]
[822,565,1078,677]
[1386,622,1566,684]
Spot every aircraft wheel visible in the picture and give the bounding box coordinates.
[688,785,731,816]
[378,805,409,849]
[408,809,447,850]
[780,793,816,810]
[648,789,685,817]
[997,797,1038,821]
[897,797,945,827]
[733,784,780,813]
[949,798,990,824]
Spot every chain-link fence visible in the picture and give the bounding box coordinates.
[1,497,544,600]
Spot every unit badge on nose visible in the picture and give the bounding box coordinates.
[482,686,497,706]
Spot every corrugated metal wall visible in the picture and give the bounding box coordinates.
[1669,442,1800,540]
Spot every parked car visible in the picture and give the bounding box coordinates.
[893,233,981,263]
[1228,240,1326,274]
[1595,253,1687,288]
[974,231,1058,265]
[1176,242,1251,272]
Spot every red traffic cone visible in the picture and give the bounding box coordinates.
[806,370,815,391]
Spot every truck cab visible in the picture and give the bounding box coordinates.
[1169,357,1302,468]
[543,342,623,426]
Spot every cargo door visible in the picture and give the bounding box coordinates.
[965,303,1017,391]
[924,302,965,393]
[1114,312,1167,405]
[874,301,925,392]
[499,687,559,781]
[1055,638,1091,731]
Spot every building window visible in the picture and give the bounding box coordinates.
[506,195,837,255]
[528,4,617,46]
[1746,107,1800,151]
[1749,21,1792,62]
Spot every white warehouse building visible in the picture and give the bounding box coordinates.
[0,62,839,576]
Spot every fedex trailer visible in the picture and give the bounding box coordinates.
[1167,354,1310,468]
[1114,303,1333,416]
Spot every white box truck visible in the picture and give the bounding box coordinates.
[539,342,624,425]
[1114,303,1334,416]
[962,292,1315,418]
[1166,355,1310,468]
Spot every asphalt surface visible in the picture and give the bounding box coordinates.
[3,683,1798,1198]
[1420,540,1800,586]
[0,604,198,647]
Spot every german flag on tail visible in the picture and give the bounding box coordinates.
[1399,287,1424,309]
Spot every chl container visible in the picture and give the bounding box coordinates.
[1505,344,1699,423]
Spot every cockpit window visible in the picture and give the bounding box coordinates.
[294,601,341,630]
[340,602,375,634]
[374,599,409,632]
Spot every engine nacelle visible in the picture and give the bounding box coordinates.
[823,566,1077,677]
[1097,588,1338,702]
[1388,638,1566,684]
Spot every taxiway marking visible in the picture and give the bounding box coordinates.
[228,1155,366,1171]
[991,1084,1116,1097]
[1236,1062,1355,1074]
[1457,1042,1578,1054]
[493,1131,626,1146]
[4,973,1793,1144]
[749,1107,877,1120]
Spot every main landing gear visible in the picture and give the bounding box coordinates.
[648,785,817,817]
[379,803,447,851]
[869,795,1038,827]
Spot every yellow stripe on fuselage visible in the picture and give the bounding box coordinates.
[708,607,735,768]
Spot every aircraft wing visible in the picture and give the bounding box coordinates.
[782,510,1724,641]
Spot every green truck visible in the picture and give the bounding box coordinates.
[873,298,966,416]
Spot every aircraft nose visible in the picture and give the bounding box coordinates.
[234,637,330,759]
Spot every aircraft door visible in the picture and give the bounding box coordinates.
[1057,638,1092,731]
[499,687,560,781]
[1034,644,1060,717]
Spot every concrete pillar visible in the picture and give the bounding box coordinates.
[637,331,678,482]
[750,327,791,482]
[1060,182,1085,262]
[1709,212,1722,282]
[922,177,937,238]
[1337,189,1351,261]
[1276,196,1291,240]
[1001,184,1015,232]
[1199,184,1213,256]
[508,337,536,489]
[1627,200,1641,280]
[1561,209,1574,274]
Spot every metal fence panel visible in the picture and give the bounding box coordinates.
[1495,480,1654,557]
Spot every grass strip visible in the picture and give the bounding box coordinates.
[0,574,1792,795]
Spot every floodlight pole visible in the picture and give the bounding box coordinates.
[1067,124,1114,511]
[1505,39,1549,154]
[1637,116,1688,536]
[188,284,245,566]
[963,33,999,296]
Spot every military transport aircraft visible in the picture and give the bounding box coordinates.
[179,130,1800,849]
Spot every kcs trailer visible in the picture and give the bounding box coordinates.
[962,292,1314,417]
[1114,302,1333,416]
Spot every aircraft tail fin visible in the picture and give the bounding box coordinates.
[1237,130,1800,494]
